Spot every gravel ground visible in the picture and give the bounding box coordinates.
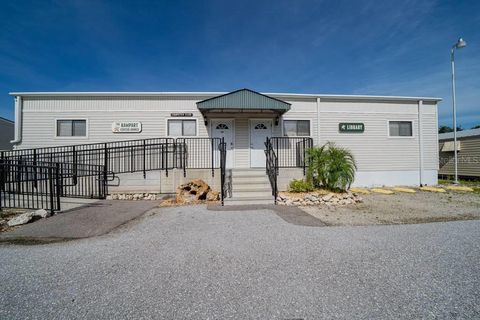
[1,205,479,319]
[301,190,480,226]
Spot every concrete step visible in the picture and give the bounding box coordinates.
[231,169,267,178]
[232,176,270,184]
[231,190,273,198]
[224,196,274,205]
[233,183,271,191]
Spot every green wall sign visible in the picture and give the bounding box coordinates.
[339,123,364,133]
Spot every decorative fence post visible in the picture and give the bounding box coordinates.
[48,166,55,214]
[211,138,215,177]
[143,140,146,179]
[55,163,61,211]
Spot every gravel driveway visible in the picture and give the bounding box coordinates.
[1,205,479,319]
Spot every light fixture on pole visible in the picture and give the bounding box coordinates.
[450,37,467,184]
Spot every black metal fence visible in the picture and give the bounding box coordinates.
[269,137,313,174]
[176,138,222,177]
[1,137,228,211]
[0,160,60,213]
[0,159,109,213]
[1,138,176,179]
[55,162,108,199]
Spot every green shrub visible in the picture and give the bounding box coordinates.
[288,179,314,192]
[306,142,357,191]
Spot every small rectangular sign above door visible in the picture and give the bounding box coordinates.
[170,113,193,117]
[339,123,364,133]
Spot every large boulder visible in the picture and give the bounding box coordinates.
[176,179,219,204]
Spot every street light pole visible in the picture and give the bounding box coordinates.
[450,37,466,184]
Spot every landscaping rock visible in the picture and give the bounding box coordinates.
[177,179,210,203]
[7,212,34,227]
[174,180,221,204]
[278,190,362,207]
[323,193,334,201]
[33,209,50,219]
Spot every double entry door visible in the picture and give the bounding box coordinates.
[211,119,273,168]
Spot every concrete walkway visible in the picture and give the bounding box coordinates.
[0,200,159,242]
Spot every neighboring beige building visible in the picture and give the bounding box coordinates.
[439,128,480,178]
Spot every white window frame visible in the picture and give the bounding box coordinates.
[387,120,414,138]
[282,119,312,137]
[54,118,89,139]
[166,118,198,137]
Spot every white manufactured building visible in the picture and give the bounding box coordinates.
[8,89,441,201]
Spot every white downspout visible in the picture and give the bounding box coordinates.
[418,100,424,186]
[10,96,22,147]
[316,97,321,145]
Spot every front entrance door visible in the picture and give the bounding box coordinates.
[250,119,272,167]
[211,119,234,168]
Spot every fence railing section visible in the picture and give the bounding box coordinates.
[265,138,279,204]
[0,160,60,213]
[174,138,222,177]
[56,162,108,199]
[269,137,313,174]
[1,138,176,179]
[0,137,227,211]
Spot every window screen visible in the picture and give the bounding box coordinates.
[389,121,412,136]
[283,120,310,136]
[168,119,196,136]
[57,120,86,137]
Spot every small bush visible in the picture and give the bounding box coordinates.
[288,179,314,192]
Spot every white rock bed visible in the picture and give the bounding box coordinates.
[277,191,363,206]
[107,193,162,201]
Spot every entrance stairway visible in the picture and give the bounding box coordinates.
[224,169,274,205]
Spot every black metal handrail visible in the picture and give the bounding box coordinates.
[265,138,279,204]
[218,138,226,205]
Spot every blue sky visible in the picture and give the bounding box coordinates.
[1,0,479,128]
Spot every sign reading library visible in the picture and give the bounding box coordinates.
[339,123,364,133]
[112,121,142,133]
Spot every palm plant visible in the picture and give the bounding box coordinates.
[306,142,356,191]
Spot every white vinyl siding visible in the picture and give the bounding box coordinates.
[19,96,210,147]
[317,100,422,171]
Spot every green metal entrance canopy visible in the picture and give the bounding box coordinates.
[196,88,291,114]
